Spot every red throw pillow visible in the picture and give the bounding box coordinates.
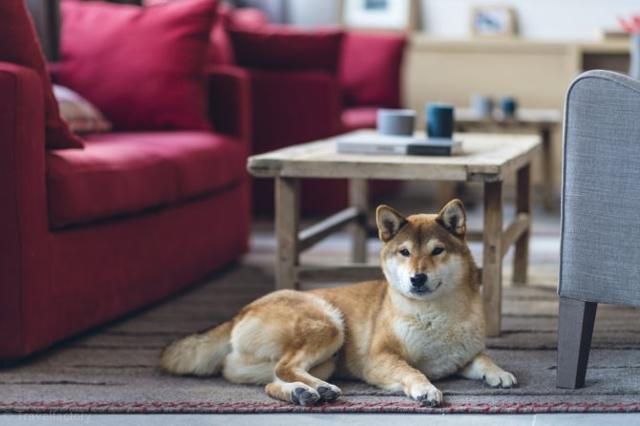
[228,26,344,72]
[58,0,217,131]
[340,32,406,107]
[0,0,83,149]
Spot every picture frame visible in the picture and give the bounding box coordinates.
[470,6,518,38]
[340,0,418,33]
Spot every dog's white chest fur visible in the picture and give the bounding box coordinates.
[392,301,485,380]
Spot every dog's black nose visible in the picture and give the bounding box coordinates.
[410,273,427,288]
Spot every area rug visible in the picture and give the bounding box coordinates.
[1,228,640,414]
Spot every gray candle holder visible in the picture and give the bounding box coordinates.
[377,109,416,136]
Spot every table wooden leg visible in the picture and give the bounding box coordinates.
[483,180,503,337]
[275,177,300,290]
[541,126,555,211]
[513,164,531,286]
[349,179,368,263]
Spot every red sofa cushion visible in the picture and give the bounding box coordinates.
[340,31,406,107]
[46,132,246,228]
[228,26,344,72]
[342,107,379,132]
[0,0,83,149]
[58,0,217,131]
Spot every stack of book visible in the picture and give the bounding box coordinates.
[336,133,462,156]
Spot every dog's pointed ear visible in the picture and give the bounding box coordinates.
[436,199,466,238]
[376,205,407,242]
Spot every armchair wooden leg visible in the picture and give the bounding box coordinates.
[556,297,597,389]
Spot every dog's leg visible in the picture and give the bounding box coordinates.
[309,358,337,381]
[222,350,275,385]
[460,352,517,388]
[364,353,442,407]
[265,378,321,406]
[265,350,342,405]
[263,312,343,408]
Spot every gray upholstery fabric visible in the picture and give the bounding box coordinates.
[560,70,640,306]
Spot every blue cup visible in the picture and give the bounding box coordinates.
[426,103,454,139]
[500,96,518,118]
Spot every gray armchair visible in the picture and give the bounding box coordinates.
[557,70,640,388]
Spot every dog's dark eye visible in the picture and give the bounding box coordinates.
[399,248,410,257]
[431,247,445,256]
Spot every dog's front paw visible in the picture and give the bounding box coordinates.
[484,369,518,389]
[409,383,443,407]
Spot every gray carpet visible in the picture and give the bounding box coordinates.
[1,227,640,413]
[1,272,640,413]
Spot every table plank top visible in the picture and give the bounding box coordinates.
[248,130,541,182]
[455,108,562,125]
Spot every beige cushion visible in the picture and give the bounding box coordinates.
[53,85,112,134]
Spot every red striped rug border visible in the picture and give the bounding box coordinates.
[2,401,640,414]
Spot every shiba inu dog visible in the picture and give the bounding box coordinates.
[160,199,517,407]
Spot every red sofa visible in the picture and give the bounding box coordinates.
[248,39,406,214]
[0,58,251,360]
[218,24,406,214]
[248,67,346,214]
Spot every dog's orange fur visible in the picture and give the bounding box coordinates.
[160,200,517,406]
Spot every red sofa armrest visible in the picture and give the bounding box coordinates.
[247,69,342,153]
[0,62,50,358]
[206,65,252,148]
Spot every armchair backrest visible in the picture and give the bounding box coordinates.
[560,70,640,306]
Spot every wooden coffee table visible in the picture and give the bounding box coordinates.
[248,130,541,336]
[455,108,561,211]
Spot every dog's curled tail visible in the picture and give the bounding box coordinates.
[160,321,233,376]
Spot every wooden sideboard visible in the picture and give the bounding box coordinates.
[402,37,630,191]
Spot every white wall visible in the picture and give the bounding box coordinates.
[286,0,340,28]
[422,0,640,40]
[286,0,640,41]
